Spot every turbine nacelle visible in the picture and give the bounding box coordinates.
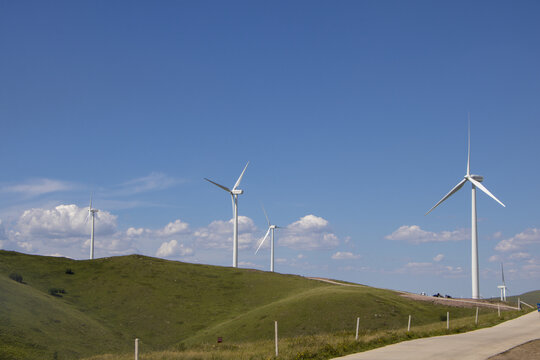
[468,174,484,183]
[231,189,244,195]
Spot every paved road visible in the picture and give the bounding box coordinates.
[333,311,540,360]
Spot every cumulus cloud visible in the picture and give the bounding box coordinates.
[489,255,501,263]
[495,228,540,252]
[433,254,444,262]
[2,178,74,197]
[0,204,138,259]
[16,204,117,240]
[193,216,258,250]
[157,219,190,236]
[279,215,339,250]
[331,251,361,260]
[385,225,468,244]
[155,240,193,257]
[126,227,150,237]
[17,241,33,252]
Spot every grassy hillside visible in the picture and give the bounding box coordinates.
[0,250,527,360]
[507,290,540,307]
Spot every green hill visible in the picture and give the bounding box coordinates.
[0,250,527,360]
[507,290,540,307]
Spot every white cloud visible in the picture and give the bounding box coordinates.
[238,261,260,268]
[193,216,258,250]
[385,225,468,244]
[489,255,501,262]
[331,251,361,260]
[2,178,74,197]
[126,227,149,237]
[16,204,117,240]
[495,228,540,252]
[156,240,178,257]
[157,219,190,236]
[433,254,444,262]
[280,215,339,250]
[17,241,33,252]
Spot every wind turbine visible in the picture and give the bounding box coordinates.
[205,162,249,268]
[86,194,99,260]
[497,262,507,301]
[255,205,281,272]
[426,118,505,299]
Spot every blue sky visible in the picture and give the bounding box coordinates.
[1,1,540,298]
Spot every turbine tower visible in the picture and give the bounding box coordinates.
[497,262,507,301]
[426,117,505,299]
[205,162,249,268]
[87,195,99,260]
[255,205,280,272]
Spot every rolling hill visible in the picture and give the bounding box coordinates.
[0,250,529,360]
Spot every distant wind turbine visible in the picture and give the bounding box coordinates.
[426,117,505,299]
[85,194,99,260]
[255,205,281,272]
[205,162,249,268]
[497,262,507,301]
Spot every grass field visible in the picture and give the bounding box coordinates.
[0,250,530,360]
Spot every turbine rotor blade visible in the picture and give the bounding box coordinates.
[467,113,471,176]
[466,175,506,207]
[255,227,271,254]
[425,178,468,215]
[204,178,231,193]
[501,262,505,285]
[261,203,270,226]
[233,161,249,190]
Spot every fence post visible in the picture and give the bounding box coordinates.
[498,304,501,317]
[518,298,522,310]
[134,338,139,360]
[407,315,411,332]
[355,317,360,340]
[475,307,479,325]
[275,321,278,357]
[447,312,449,330]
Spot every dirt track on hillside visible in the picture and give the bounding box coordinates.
[307,277,518,310]
[399,292,518,310]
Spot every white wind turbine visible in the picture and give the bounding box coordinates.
[498,262,507,301]
[255,205,281,272]
[86,194,99,260]
[205,162,249,268]
[426,118,505,299]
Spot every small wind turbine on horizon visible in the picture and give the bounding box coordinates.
[426,116,505,299]
[85,194,99,260]
[498,262,507,301]
[205,162,249,268]
[255,205,281,272]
